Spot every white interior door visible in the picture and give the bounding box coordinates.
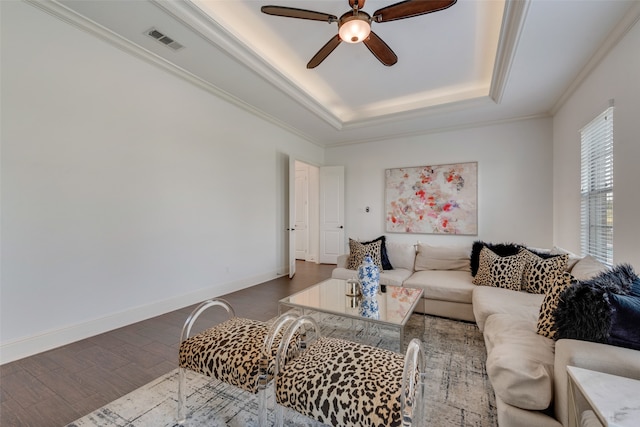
[319,166,345,264]
[288,157,296,278]
[294,167,308,260]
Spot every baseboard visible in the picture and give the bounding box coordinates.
[0,271,278,365]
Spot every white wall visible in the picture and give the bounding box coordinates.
[553,18,640,269]
[0,1,323,363]
[325,117,554,250]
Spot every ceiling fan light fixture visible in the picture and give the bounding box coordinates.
[338,12,371,43]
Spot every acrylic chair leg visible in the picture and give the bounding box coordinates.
[415,374,427,427]
[257,377,268,427]
[275,402,284,427]
[177,367,188,424]
[257,388,264,427]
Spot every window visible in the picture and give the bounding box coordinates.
[580,106,614,265]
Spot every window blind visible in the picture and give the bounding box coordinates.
[580,106,614,265]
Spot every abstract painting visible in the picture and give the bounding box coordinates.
[385,162,478,234]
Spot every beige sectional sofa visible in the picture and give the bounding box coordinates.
[331,240,640,427]
[333,242,477,321]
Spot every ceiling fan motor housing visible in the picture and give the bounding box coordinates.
[338,11,371,43]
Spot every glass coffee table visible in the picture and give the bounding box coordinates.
[279,278,423,352]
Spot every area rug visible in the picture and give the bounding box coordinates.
[67,314,497,427]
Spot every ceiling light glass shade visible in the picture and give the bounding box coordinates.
[339,18,371,43]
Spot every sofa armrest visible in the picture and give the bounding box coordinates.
[336,254,348,268]
[554,339,640,427]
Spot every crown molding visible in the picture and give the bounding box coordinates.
[341,92,494,131]
[489,0,531,104]
[23,0,323,147]
[158,0,344,130]
[326,112,551,148]
[550,1,640,115]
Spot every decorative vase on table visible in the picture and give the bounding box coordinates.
[357,255,380,298]
[357,255,380,319]
[359,296,380,319]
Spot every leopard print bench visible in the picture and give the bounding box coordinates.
[276,336,405,427]
[177,298,298,426]
[272,315,426,427]
[179,316,272,393]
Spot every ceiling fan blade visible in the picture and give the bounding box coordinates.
[261,6,337,22]
[373,0,456,23]
[349,0,366,9]
[363,31,398,66]
[307,35,342,69]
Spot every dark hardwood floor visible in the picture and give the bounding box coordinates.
[0,261,334,427]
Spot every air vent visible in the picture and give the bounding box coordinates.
[145,27,184,51]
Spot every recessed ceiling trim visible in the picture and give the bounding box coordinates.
[327,112,551,148]
[28,0,322,146]
[342,93,495,130]
[342,86,492,124]
[154,0,344,130]
[489,0,531,104]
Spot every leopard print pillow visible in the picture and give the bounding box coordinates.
[520,250,569,294]
[275,336,405,427]
[537,272,574,339]
[472,246,528,291]
[346,238,383,271]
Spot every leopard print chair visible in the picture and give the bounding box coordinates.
[270,315,427,427]
[177,298,297,425]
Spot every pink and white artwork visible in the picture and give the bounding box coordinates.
[385,162,478,235]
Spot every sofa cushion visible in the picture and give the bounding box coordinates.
[580,411,604,427]
[472,285,544,332]
[536,272,573,339]
[362,236,393,270]
[471,241,523,276]
[570,255,608,280]
[484,314,556,411]
[473,247,528,291]
[414,243,470,272]
[520,249,568,294]
[385,242,416,271]
[346,238,383,270]
[403,270,474,304]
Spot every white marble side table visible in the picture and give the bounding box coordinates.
[567,365,640,427]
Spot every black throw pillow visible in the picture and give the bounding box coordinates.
[362,236,393,270]
[554,263,638,343]
[608,293,640,350]
[554,282,614,343]
[470,241,523,276]
[628,277,640,297]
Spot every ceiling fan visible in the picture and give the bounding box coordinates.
[261,0,457,68]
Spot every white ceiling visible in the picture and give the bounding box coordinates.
[53,0,639,147]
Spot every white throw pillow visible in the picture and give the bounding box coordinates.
[385,242,416,271]
[570,255,608,280]
[414,243,471,271]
